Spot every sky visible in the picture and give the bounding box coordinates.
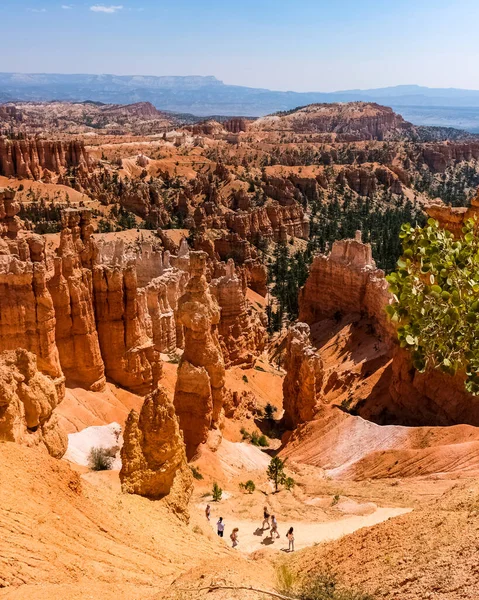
[1,0,479,92]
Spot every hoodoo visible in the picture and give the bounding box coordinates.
[173,251,226,459]
[120,385,192,518]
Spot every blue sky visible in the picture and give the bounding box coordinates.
[1,0,479,92]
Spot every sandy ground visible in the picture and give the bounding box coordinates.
[203,507,411,554]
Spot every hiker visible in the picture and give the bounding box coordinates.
[287,527,294,552]
[205,504,211,521]
[230,527,239,548]
[262,506,270,529]
[270,515,280,539]
[217,517,225,537]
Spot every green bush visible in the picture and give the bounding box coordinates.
[250,431,269,447]
[284,476,295,491]
[239,480,256,493]
[190,466,203,480]
[386,217,479,394]
[242,374,249,383]
[240,427,251,441]
[212,482,222,502]
[88,447,113,471]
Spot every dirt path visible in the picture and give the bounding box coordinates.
[207,507,412,553]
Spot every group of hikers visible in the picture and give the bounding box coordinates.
[205,504,295,552]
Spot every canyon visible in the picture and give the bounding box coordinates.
[2,99,479,600]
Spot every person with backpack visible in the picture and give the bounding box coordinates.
[217,517,225,537]
[230,527,239,548]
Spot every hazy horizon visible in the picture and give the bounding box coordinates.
[2,0,479,93]
[3,73,479,96]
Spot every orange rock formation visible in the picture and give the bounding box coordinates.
[174,251,226,458]
[0,137,91,179]
[282,323,324,429]
[211,259,266,367]
[299,231,392,340]
[0,348,67,457]
[120,385,192,517]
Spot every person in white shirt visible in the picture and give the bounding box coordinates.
[217,517,225,537]
[270,515,280,539]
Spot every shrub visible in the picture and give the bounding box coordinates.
[284,476,295,491]
[264,402,278,420]
[331,494,340,506]
[276,563,297,595]
[88,447,113,471]
[242,374,249,383]
[250,431,269,447]
[212,482,223,502]
[190,466,203,480]
[239,480,256,493]
[277,566,375,600]
[298,571,375,600]
[387,218,479,394]
[240,427,251,441]
[258,434,269,447]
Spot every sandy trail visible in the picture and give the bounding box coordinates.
[207,507,412,553]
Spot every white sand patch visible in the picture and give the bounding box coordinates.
[64,422,122,469]
[216,440,271,478]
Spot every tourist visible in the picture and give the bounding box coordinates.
[205,504,211,521]
[287,527,294,552]
[217,517,225,537]
[230,527,239,548]
[271,515,280,539]
[262,506,270,529]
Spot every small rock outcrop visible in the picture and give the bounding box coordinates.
[299,232,393,340]
[120,386,192,518]
[174,251,226,459]
[0,348,67,457]
[282,323,324,429]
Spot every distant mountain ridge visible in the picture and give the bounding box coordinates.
[3,73,479,130]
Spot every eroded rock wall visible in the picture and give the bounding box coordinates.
[0,137,91,180]
[0,349,67,457]
[298,232,393,340]
[211,259,266,367]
